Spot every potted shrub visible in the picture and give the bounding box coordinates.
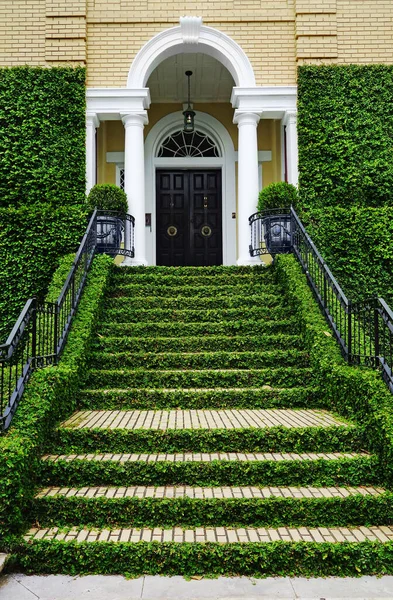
[257,181,298,212]
[87,184,128,254]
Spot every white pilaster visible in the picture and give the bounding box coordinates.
[86,113,100,194]
[122,112,149,266]
[283,111,299,187]
[234,111,260,266]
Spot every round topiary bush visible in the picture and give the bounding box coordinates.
[87,184,128,213]
[257,182,298,212]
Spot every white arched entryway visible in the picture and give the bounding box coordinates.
[86,16,298,265]
[144,111,236,266]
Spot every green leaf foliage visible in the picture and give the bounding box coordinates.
[0,205,87,341]
[87,184,128,213]
[257,182,298,212]
[0,255,113,540]
[0,66,86,209]
[298,65,393,209]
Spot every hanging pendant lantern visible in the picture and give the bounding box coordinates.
[183,70,196,133]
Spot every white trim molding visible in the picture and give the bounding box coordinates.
[127,18,256,88]
[231,86,297,119]
[86,88,150,120]
[86,113,100,193]
[283,110,299,187]
[144,111,237,266]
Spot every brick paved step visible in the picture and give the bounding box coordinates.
[111,265,274,283]
[79,386,319,410]
[103,306,291,323]
[23,524,393,544]
[40,452,377,488]
[106,294,282,310]
[85,367,313,389]
[89,350,310,370]
[31,486,392,529]
[97,319,299,338]
[52,409,357,454]
[62,409,347,431]
[110,282,280,298]
[15,523,393,577]
[92,334,304,354]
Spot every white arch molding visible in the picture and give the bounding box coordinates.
[144,111,237,266]
[127,18,256,89]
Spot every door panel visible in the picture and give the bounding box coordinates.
[156,169,222,266]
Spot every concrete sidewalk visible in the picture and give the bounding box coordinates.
[1,574,393,599]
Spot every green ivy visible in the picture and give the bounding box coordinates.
[298,65,393,209]
[0,67,86,209]
[9,538,393,577]
[0,205,87,340]
[0,255,113,541]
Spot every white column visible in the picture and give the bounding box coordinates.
[86,113,100,194]
[284,111,299,187]
[122,112,148,266]
[234,111,260,266]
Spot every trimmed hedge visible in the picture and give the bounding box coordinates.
[274,255,393,486]
[0,66,86,209]
[0,205,87,341]
[0,254,113,542]
[48,425,360,455]
[40,455,378,488]
[10,538,393,577]
[298,65,393,209]
[302,206,393,303]
[32,493,393,529]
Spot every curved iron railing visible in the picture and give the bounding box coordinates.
[249,206,393,393]
[0,209,135,431]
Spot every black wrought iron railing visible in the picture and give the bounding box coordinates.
[249,206,393,393]
[0,209,135,431]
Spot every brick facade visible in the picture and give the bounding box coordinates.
[1,2,392,84]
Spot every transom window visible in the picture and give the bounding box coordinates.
[156,130,221,158]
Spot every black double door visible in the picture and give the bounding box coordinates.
[156,169,222,266]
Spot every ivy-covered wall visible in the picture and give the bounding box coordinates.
[0,67,86,208]
[297,65,393,303]
[0,67,87,340]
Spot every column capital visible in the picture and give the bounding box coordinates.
[283,110,297,126]
[121,112,149,128]
[233,111,260,127]
[86,112,100,128]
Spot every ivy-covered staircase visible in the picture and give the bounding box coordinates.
[18,266,393,576]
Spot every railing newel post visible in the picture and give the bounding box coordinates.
[374,298,380,364]
[31,296,37,369]
[54,301,59,363]
[347,300,352,363]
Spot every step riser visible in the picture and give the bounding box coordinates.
[92,335,304,353]
[85,368,313,389]
[105,295,282,310]
[79,388,319,410]
[49,427,362,455]
[102,307,290,323]
[13,539,393,577]
[40,457,378,488]
[89,351,310,371]
[110,283,279,298]
[97,320,298,337]
[31,494,393,529]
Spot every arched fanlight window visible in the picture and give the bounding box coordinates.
[156,130,221,158]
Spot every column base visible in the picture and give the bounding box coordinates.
[120,256,148,267]
[237,255,264,266]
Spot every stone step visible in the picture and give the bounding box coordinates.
[24,525,393,544]
[92,334,304,353]
[110,282,279,298]
[78,386,319,410]
[89,350,310,370]
[85,367,313,389]
[97,318,298,337]
[36,485,385,500]
[40,452,378,488]
[61,409,347,431]
[102,306,290,323]
[106,293,282,310]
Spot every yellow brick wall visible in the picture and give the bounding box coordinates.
[0,2,392,77]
